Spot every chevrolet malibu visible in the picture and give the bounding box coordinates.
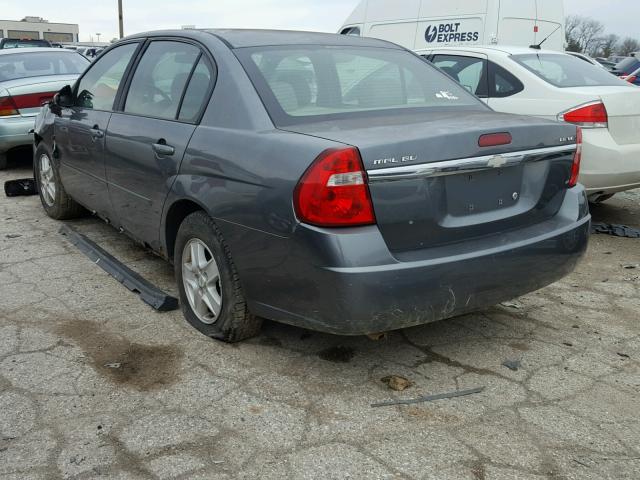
[0,48,89,169]
[34,30,590,342]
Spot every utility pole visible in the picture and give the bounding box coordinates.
[118,0,124,39]
[96,33,101,42]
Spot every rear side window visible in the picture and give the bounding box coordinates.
[489,62,524,98]
[431,55,488,97]
[76,43,138,111]
[239,46,486,126]
[178,57,214,122]
[124,41,200,120]
[512,53,625,88]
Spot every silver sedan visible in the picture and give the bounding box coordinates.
[0,48,89,169]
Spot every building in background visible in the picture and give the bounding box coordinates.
[0,17,79,43]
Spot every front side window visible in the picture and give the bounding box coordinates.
[340,27,361,37]
[76,43,138,110]
[124,41,200,120]
[0,52,89,81]
[432,55,488,97]
[238,46,486,126]
[512,53,626,88]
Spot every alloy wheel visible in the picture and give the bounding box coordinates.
[182,238,223,324]
[39,153,56,206]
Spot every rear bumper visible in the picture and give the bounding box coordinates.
[0,115,36,155]
[246,186,590,335]
[580,128,640,195]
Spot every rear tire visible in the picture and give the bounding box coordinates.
[34,143,85,220]
[174,211,262,343]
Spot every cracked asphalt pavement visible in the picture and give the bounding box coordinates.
[1,159,639,480]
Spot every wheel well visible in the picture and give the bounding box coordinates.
[165,200,204,262]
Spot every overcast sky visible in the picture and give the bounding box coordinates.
[3,0,638,42]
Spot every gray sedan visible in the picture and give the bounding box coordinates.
[0,48,89,169]
[33,30,590,342]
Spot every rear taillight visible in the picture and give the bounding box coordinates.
[12,91,57,109]
[294,147,376,227]
[560,101,608,128]
[625,75,637,83]
[0,91,56,117]
[0,96,19,117]
[568,128,582,188]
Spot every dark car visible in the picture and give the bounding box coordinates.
[33,30,590,342]
[611,57,640,77]
[0,38,53,49]
[621,66,640,86]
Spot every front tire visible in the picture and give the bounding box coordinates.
[34,143,85,220]
[174,211,262,343]
[0,152,7,170]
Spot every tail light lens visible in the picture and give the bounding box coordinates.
[12,91,57,109]
[625,75,637,83]
[560,101,608,128]
[0,96,19,117]
[294,147,376,227]
[568,127,582,188]
[0,91,56,117]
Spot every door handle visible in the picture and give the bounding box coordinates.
[152,141,175,156]
[90,126,104,139]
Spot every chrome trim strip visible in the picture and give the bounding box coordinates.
[367,145,576,182]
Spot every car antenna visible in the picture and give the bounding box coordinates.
[529,24,562,50]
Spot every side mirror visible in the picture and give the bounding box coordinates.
[55,85,73,107]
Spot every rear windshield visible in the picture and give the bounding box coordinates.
[0,51,89,81]
[512,53,625,88]
[1,39,50,49]
[237,45,487,126]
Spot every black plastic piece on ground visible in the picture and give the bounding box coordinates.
[591,222,640,239]
[59,224,179,312]
[4,178,37,197]
[371,386,486,408]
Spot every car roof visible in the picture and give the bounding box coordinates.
[129,28,402,50]
[0,47,78,55]
[416,45,568,56]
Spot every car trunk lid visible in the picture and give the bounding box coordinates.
[284,111,578,253]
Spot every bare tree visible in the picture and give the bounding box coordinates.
[598,34,619,58]
[618,37,640,56]
[565,15,606,55]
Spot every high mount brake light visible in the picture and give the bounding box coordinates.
[560,101,608,128]
[478,132,512,147]
[294,147,376,227]
[568,127,582,188]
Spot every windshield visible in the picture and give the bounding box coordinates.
[237,45,486,126]
[512,53,627,88]
[0,51,89,81]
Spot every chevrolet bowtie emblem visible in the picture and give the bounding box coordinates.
[487,155,507,168]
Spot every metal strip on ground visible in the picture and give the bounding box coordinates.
[59,224,179,312]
